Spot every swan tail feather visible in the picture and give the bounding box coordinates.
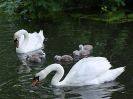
[89,66,125,85]
[100,66,125,82]
[39,30,45,41]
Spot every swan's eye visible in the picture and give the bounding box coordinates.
[14,39,18,42]
[32,76,39,81]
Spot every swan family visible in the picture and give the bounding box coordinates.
[13,29,125,87]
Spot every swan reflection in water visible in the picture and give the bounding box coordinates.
[53,82,124,99]
[30,82,124,99]
[17,49,45,73]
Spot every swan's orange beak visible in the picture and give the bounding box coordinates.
[32,79,39,87]
[14,39,19,48]
[32,76,39,87]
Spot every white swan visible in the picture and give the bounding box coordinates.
[14,29,45,53]
[32,57,125,87]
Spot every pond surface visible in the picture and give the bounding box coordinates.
[0,13,133,99]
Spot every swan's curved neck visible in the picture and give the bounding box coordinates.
[21,31,29,42]
[37,64,64,86]
[17,30,29,47]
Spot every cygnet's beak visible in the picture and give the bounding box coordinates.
[14,39,19,48]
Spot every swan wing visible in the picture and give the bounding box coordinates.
[39,30,45,43]
[30,31,44,44]
[27,31,44,51]
[88,67,125,84]
[63,57,112,85]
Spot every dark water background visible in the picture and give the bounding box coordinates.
[0,12,133,99]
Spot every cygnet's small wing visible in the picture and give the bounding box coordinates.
[84,45,93,51]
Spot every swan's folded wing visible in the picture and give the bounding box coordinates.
[63,57,112,85]
[39,30,45,42]
[89,67,125,84]
[28,32,44,50]
[31,32,44,43]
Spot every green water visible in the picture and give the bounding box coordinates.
[0,13,133,99]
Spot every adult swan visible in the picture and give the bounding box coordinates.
[14,29,45,53]
[32,57,125,87]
